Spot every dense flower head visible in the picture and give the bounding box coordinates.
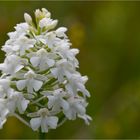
[0,8,92,133]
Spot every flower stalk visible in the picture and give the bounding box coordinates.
[39,129,46,139]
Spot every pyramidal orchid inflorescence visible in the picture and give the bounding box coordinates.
[0,8,92,133]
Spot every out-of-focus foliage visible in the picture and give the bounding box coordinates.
[0,1,140,139]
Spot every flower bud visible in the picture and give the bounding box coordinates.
[42,8,48,13]
[35,9,42,19]
[47,20,58,30]
[24,13,32,24]
[42,8,51,18]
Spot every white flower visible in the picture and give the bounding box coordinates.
[0,55,26,74]
[41,32,58,48]
[43,89,69,114]
[66,74,90,97]
[3,23,29,47]
[55,27,67,38]
[15,36,36,56]
[6,23,29,41]
[7,91,29,114]
[3,36,36,56]
[30,108,58,132]
[0,79,11,97]
[54,40,79,67]
[14,23,29,35]
[63,96,87,120]
[16,70,43,93]
[50,59,74,82]
[30,48,55,71]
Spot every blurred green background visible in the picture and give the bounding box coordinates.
[0,1,140,139]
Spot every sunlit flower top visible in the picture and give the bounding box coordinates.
[0,8,92,133]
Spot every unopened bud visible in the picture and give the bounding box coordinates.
[35,9,42,19]
[42,8,48,13]
[24,13,32,24]
[47,20,58,30]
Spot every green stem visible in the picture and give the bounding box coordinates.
[39,129,46,139]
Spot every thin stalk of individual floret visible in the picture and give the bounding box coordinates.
[13,113,30,127]
[30,95,46,105]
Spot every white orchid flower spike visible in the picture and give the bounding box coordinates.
[0,8,92,133]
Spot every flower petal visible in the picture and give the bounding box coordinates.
[33,80,43,91]
[78,114,92,125]
[15,65,24,73]
[46,116,58,129]
[75,103,86,115]
[30,117,41,131]
[47,96,55,109]
[30,57,40,67]
[16,80,26,90]
[46,59,55,67]
[21,99,29,112]
[60,99,69,111]
[0,64,5,71]
[77,83,90,97]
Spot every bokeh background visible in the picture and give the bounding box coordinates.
[0,1,140,139]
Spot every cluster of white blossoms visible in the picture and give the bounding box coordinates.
[0,8,92,133]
